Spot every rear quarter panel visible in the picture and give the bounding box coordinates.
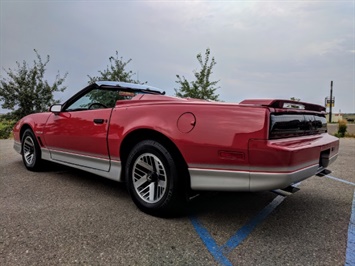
[108,102,269,170]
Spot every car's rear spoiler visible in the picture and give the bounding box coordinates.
[239,99,326,112]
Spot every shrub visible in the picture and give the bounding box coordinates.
[337,119,347,138]
[0,119,15,139]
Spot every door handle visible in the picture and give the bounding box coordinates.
[93,119,105,124]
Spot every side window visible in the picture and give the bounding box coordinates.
[65,89,117,111]
[66,93,94,111]
[88,89,120,108]
[65,88,137,111]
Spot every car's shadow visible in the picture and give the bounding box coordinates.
[12,159,333,222]
[186,190,276,218]
[13,159,128,198]
[40,160,278,219]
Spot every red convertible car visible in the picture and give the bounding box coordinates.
[13,81,339,215]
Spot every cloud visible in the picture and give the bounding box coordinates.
[1,1,354,112]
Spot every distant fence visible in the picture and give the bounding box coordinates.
[328,124,355,135]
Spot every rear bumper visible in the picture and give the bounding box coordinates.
[189,134,339,191]
[249,153,337,191]
[189,154,337,191]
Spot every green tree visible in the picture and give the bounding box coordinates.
[290,97,300,101]
[175,48,220,101]
[87,51,145,105]
[287,97,302,109]
[0,49,67,121]
[88,51,141,84]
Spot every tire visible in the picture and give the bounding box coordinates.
[125,140,185,216]
[21,129,42,171]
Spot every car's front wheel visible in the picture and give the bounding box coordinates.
[126,140,185,216]
[21,129,42,171]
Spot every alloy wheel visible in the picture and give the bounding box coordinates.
[132,153,167,204]
[23,136,35,166]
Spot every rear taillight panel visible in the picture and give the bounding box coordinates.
[269,113,327,139]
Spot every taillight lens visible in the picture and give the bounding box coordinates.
[270,114,327,139]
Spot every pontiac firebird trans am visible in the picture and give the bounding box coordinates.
[13,81,339,215]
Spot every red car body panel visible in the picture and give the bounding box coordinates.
[44,109,112,157]
[109,97,268,169]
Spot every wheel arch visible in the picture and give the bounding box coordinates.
[20,124,34,142]
[119,129,190,185]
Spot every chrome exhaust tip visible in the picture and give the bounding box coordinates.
[316,169,332,177]
[272,185,300,197]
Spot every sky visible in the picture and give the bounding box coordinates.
[1,0,354,113]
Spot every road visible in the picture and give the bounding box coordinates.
[1,138,354,265]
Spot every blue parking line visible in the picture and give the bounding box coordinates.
[190,194,286,265]
[190,217,233,266]
[345,190,355,266]
[316,175,355,265]
[191,176,355,265]
[221,195,285,253]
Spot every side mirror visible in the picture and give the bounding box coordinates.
[50,104,62,113]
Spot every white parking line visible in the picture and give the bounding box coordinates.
[323,175,355,186]
[322,174,355,265]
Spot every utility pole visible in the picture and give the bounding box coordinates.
[329,81,333,123]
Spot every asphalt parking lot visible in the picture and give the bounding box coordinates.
[1,138,354,266]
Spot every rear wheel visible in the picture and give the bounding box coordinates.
[126,140,185,216]
[21,129,42,171]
